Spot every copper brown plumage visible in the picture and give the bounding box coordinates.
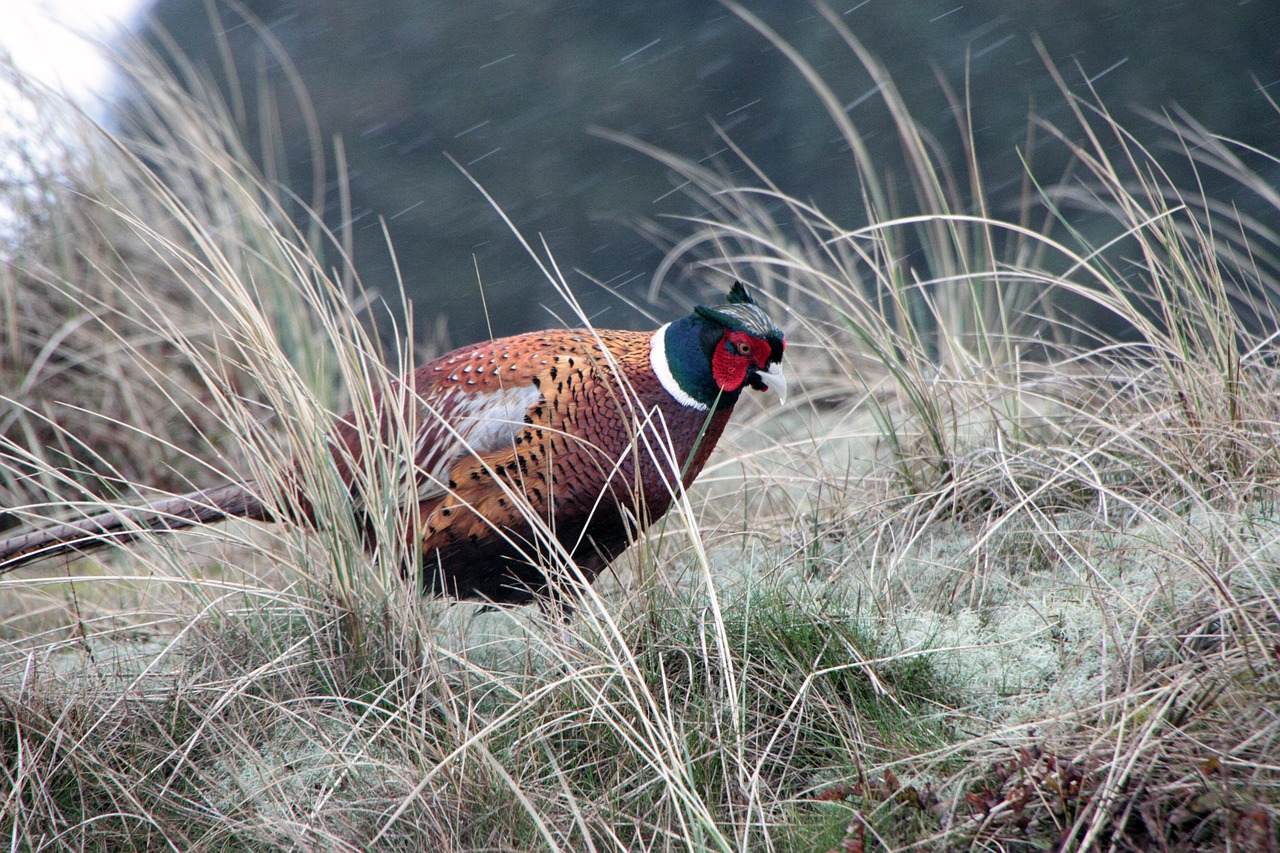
[345,329,736,602]
[0,283,786,605]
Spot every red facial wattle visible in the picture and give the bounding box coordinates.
[711,330,774,392]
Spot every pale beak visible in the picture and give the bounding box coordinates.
[760,361,787,405]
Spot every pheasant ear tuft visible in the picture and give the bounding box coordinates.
[694,282,780,341]
[725,281,755,305]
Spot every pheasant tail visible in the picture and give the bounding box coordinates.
[0,483,270,575]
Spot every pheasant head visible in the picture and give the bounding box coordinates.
[651,281,786,411]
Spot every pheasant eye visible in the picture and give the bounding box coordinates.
[735,341,753,356]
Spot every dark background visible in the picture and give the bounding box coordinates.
[130,0,1280,345]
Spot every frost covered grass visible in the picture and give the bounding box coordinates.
[3,6,1280,852]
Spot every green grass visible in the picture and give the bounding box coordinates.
[2,5,1280,851]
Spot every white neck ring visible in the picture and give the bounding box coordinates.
[650,323,709,411]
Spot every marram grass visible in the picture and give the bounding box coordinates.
[3,7,1280,851]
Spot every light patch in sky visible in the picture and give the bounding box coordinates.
[0,1,147,249]
[0,0,146,102]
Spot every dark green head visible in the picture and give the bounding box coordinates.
[651,282,786,411]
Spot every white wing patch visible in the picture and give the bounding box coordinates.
[448,384,543,453]
[410,384,543,501]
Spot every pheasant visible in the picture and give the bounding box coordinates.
[0,282,785,604]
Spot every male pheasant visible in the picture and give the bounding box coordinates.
[0,282,785,604]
